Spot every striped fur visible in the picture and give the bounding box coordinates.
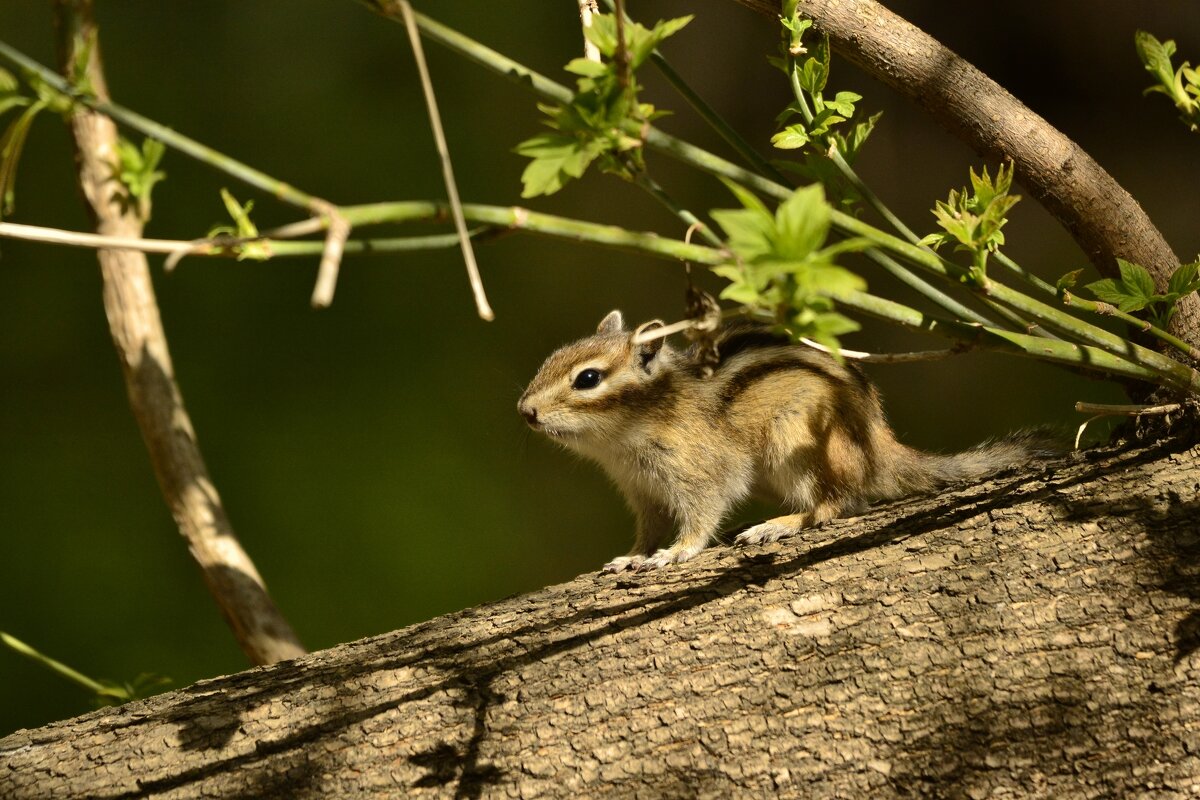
[518,312,1055,571]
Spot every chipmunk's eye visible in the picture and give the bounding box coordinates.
[572,368,603,390]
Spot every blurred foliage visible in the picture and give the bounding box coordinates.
[0,1,1196,735]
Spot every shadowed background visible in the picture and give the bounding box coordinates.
[1,1,1196,734]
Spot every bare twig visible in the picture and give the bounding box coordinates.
[310,201,351,308]
[1072,401,1185,448]
[576,0,601,62]
[397,0,493,321]
[799,338,970,363]
[0,220,197,253]
[53,0,305,666]
[613,0,631,89]
[1073,401,1183,417]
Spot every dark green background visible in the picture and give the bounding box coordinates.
[1,1,1196,735]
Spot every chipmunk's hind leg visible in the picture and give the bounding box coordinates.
[734,499,845,547]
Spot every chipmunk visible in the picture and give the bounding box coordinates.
[518,310,1050,572]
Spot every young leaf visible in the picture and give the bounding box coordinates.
[1085,278,1146,312]
[770,125,810,150]
[1116,258,1157,304]
[774,184,830,260]
[0,100,47,218]
[114,136,167,220]
[1167,261,1200,298]
[1056,269,1084,291]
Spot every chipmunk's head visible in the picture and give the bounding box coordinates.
[518,310,676,449]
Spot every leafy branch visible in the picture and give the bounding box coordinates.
[1136,30,1200,132]
[1,6,1198,402]
[515,13,691,198]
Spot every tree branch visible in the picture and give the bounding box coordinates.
[52,0,305,666]
[3,437,1199,796]
[730,0,1198,348]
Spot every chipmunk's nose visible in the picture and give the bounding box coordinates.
[518,400,539,426]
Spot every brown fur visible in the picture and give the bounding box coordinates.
[518,311,1053,572]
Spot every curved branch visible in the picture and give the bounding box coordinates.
[53,0,304,665]
[731,0,1197,348]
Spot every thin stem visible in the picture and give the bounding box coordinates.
[398,0,492,320]
[832,213,1200,394]
[1061,289,1200,363]
[799,338,969,363]
[993,251,1058,297]
[1,631,108,697]
[0,39,324,213]
[599,0,789,185]
[838,290,1192,392]
[0,219,476,258]
[634,173,724,248]
[1,205,723,264]
[862,248,990,325]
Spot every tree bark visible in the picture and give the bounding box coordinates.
[731,0,1198,351]
[3,435,1199,798]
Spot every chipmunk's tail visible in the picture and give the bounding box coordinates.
[883,428,1062,498]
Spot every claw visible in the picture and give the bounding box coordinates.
[602,554,645,573]
[734,521,793,547]
[635,545,704,571]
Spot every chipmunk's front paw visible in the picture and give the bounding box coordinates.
[602,554,645,573]
[735,520,794,547]
[636,544,704,571]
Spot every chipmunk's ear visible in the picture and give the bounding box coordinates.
[632,320,666,371]
[596,310,625,335]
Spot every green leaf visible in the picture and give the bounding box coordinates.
[1116,258,1158,303]
[774,183,830,260]
[114,136,167,220]
[832,111,881,165]
[1167,261,1200,297]
[1085,278,1147,312]
[805,262,866,297]
[0,100,47,218]
[1136,31,1178,90]
[718,279,764,306]
[825,91,861,117]
[770,125,810,150]
[717,176,772,218]
[923,162,1020,266]
[1056,269,1083,291]
[564,58,609,78]
[514,133,601,198]
[797,33,831,94]
[711,208,774,261]
[216,189,257,238]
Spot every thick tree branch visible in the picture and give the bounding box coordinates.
[731,0,1198,348]
[53,0,304,665]
[2,436,1199,797]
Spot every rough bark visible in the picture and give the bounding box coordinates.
[3,435,1199,798]
[54,0,305,665]
[731,0,1198,350]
